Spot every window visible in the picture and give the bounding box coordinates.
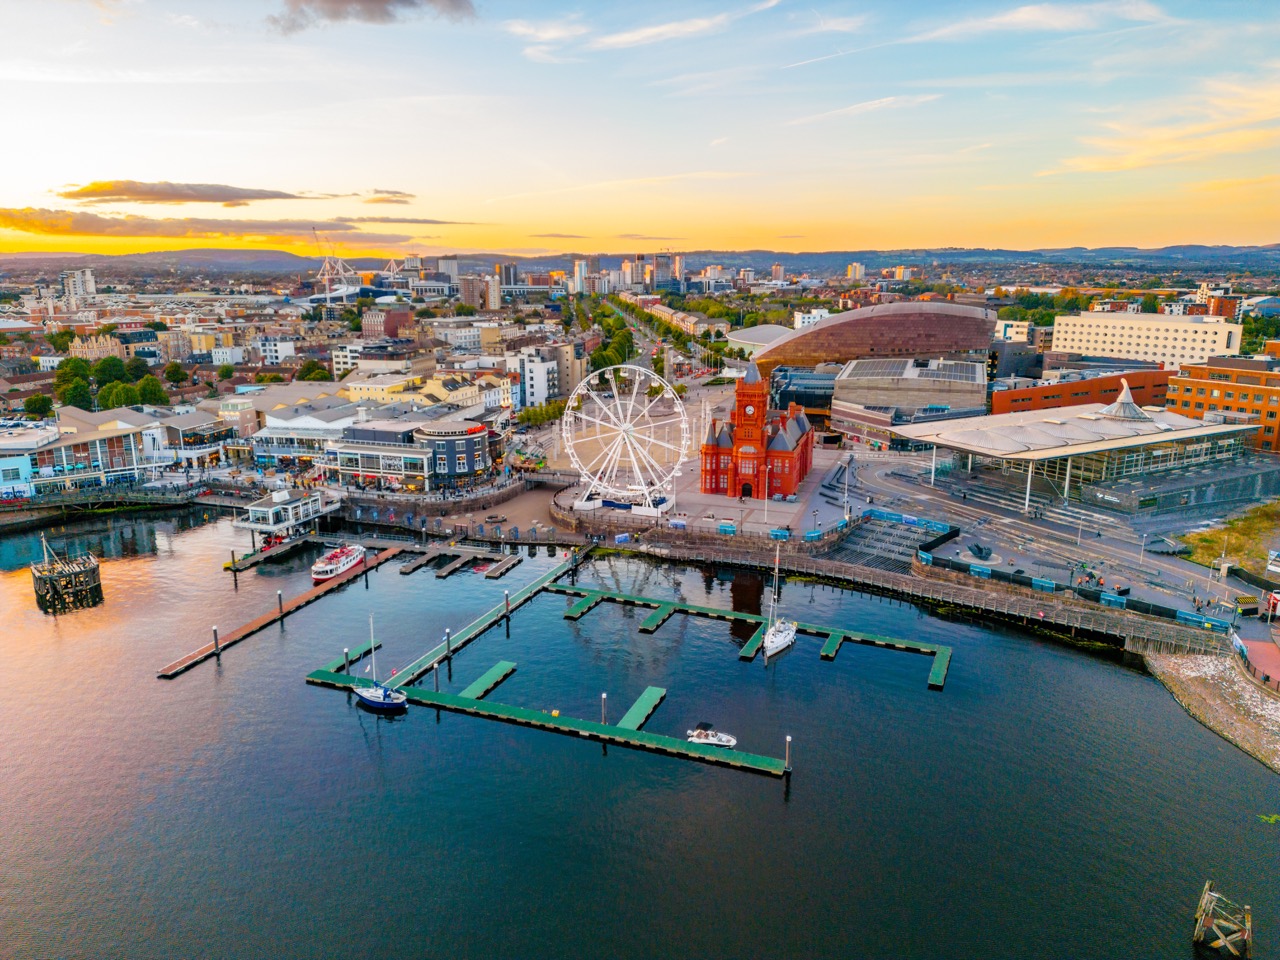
[0,467,19,482]
[456,453,468,471]
[1269,411,1277,420]
[436,456,447,471]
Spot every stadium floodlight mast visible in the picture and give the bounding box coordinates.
[561,364,690,510]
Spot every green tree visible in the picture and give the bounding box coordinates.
[1140,293,1160,314]
[216,363,236,380]
[255,373,285,384]
[54,357,91,389]
[144,320,169,331]
[97,323,119,336]
[45,330,75,353]
[92,355,128,386]
[99,382,140,408]
[96,382,120,409]
[125,356,151,381]
[137,375,169,405]
[23,394,53,418]
[296,359,332,381]
[415,307,436,319]
[58,377,93,411]
[455,303,477,317]
[162,361,188,385]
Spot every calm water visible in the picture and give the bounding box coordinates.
[1,513,1276,959]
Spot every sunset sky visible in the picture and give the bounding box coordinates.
[2,0,1277,257]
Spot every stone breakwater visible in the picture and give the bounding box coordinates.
[1146,653,1280,776]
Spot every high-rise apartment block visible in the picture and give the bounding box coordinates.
[497,262,519,286]
[771,263,784,282]
[846,262,865,281]
[60,268,96,299]
[458,275,486,309]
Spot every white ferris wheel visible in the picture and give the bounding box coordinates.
[561,364,690,509]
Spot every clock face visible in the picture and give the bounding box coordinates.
[744,405,755,415]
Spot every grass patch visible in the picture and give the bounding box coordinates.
[1179,500,1280,576]
[705,376,735,386]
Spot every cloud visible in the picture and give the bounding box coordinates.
[709,137,729,147]
[910,1,1172,42]
[0,208,412,244]
[531,233,589,239]
[335,216,474,224]
[363,196,411,204]
[487,170,743,203]
[792,13,867,35]
[616,233,685,240]
[522,45,580,64]
[785,94,940,126]
[268,0,474,34]
[502,18,589,43]
[590,0,780,50]
[371,187,414,197]
[1046,75,1280,173]
[363,188,417,205]
[57,180,304,206]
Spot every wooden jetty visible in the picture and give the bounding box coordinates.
[157,547,402,679]
[547,585,952,690]
[484,554,522,579]
[1193,881,1252,958]
[225,534,320,572]
[307,659,788,778]
[397,543,512,578]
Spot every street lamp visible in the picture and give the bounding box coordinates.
[1138,532,1147,572]
[812,508,819,533]
[763,462,771,524]
[843,453,852,519]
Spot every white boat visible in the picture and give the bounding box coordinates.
[311,543,364,582]
[687,722,737,749]
[762,544,797,659]
[353,614,407,712]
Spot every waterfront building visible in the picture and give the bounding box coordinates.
[28,425,146,493]
[895,380,1265,514]
[325,417,494,491]
[991,368,1170,415]
[699,362,814,500]
[830,358,987,448]
[753,301,994,377]
[234,488,340,536]
[725,324,789,358]
[1167,356,1280,452]
[1050,313,1242,367]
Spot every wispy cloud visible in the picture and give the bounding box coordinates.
[57,180,304,207]
[268,0,474,34]
[616,233,685,240]
[1045,75,1280,173]
[590,0,780,50]
[791,13,868,35]
[709,137,729,147]
[0,208,413,244]
[531,232,589,238]
[334,216,473,224]
[521,45,580,64]
[785,94,940,126]
[1185,174,1280,193]
[910,1,1173,42]
[502,18,589,43]
[363,188,416,205]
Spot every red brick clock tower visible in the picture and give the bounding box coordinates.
[699,362,814,500]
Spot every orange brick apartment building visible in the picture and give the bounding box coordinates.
[990,368,1170,415]
[1167,356,1280,452]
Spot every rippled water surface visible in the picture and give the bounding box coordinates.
[1,512,1275,959]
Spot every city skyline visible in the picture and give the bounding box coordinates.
[1,0,1278,257]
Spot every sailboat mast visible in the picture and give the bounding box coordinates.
[369,613,376,684]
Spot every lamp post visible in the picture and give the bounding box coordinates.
[764,462,771,524]
[812,509,819,533]
[843,453,852,519]
[1138,532,1147,572]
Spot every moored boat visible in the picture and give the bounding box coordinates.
[311,543,364,582]
[761,545,797,659]
[353,614,407,712]
[687,722,736,748]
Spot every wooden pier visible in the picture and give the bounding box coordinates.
[397,543,516,579]
[157,548,402,679]
[547,585,952,690]
[225,535,318,572]
[307,660,787,778]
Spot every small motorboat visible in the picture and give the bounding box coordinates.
[687,722,736,749]
[311,543,364,582]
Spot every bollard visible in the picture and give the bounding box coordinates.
[230,548,236,569]
[601,692,607,724]
[445,628,451,658]
[434,665,439,691]
[505,589,510,616]
[212,626,220,657]
[785,735,792,773]
[343,647,350,674]
[277,590,283,617]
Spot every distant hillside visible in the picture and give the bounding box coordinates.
[2,242,1278,278]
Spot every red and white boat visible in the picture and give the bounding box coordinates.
[311,543,365,582]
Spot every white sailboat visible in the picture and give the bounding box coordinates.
[761,545,797,659]
[353,614,407,711]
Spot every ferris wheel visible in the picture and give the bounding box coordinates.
[561,364,690,509]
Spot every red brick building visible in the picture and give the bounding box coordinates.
[990,368,1170,415]
[700,363,815,499]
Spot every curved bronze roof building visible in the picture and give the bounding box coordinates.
[753,301,996,376]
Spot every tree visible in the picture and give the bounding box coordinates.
[217,363,236,380]
[255,373,285,383]
[98,381,139,409]
[23,394,53,418]
[1140,293,1160,314]
[415,307,436,319]
[455,303,477,317]
[137,375,169,405]
[296,359,332,381]
[54,357,91,389]
[144,320,169,331]
[58,377,93,410]
[163,361,188,385]
[95,382,120,409]
[46,330,75,354]
[92,355,128,386]
[125,356,151,381]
